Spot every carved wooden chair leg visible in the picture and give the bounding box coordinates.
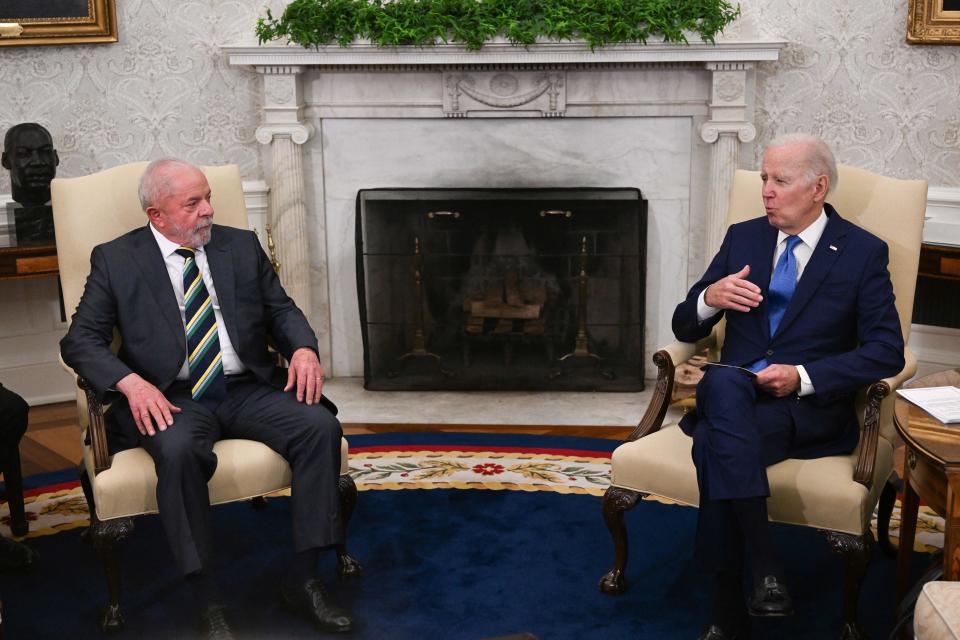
[598,486,642,594]
[1,444,27,537]
[80,465,134,632]
[875,473,899,556]
[826,530,872,640]
[336,474,362,579]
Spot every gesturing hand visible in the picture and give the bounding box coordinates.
[115,373,181,437]
[285,347,324,405]
[704,265,763,312]
[755,364,800,397]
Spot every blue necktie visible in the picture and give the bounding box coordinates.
[750,235,802,372]
[175,247,227,410]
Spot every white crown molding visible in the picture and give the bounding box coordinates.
[223,39,786,69]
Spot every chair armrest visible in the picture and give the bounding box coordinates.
[853,348,918,488]
[627,333,720,442]
[62,355,115,476]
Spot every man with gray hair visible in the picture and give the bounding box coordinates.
[671,134,904,639]
[61,159,353,638]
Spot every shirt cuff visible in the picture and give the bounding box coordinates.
[697,289,722,323]
[796,365,815,396]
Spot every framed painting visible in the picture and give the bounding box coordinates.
[0,0,117,47]
[908,0,960,44]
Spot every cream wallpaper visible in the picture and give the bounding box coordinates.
[736,0,960,184]
[0,0,278,192]
[0,0,957,191]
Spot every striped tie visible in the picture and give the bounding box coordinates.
[175,247,227,409]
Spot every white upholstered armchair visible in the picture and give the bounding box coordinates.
[599,165,927,639]
[51,162,361,631]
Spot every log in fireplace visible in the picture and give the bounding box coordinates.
[357,188,646,391]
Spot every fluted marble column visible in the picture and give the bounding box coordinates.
[700,62,757,256]
[254,66,313,318]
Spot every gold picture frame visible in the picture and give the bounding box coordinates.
[908,0,960,44]
[0,0,117,47]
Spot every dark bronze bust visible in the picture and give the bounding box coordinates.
[3,122,59,206]
[2,123,59,244]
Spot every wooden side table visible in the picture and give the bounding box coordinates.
[894,368,960,605]
[0,243,58,280]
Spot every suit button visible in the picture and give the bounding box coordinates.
[766,350,774,356]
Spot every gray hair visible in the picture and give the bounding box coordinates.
[138,158,200,211]
[765,133,838,194]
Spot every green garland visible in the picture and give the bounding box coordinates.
[256,0,741,51]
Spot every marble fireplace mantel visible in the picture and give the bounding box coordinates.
[223,40,784,377]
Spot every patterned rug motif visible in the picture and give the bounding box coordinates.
[1,444,946,553]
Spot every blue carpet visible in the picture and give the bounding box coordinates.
[0,434,928,639]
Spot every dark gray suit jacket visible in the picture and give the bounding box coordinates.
[61,223,333,451]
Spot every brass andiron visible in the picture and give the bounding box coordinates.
[389,236,453,378]
[551,235,614,380]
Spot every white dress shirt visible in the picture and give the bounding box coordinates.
[149,224,247,379]
[695,209,829,396]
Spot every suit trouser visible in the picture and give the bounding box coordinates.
[0,385,29,528]
[137,377,343,576]
[685,367,795,572]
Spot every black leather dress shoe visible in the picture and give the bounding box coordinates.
[199,605,236,640]
[281,578,353,633]
[698,624,737,640]
[748,575,794,617]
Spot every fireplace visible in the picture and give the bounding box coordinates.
[357,188,646,391]
[224,39,783,379]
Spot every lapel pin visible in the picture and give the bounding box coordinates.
[829,245,838,251]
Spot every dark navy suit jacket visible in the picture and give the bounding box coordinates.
[672,204,905,458]
[61,224,335,452]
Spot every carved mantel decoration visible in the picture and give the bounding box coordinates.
[443,72,566,118]
[223,40,783,374]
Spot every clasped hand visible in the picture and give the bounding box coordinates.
[754,364,800,397]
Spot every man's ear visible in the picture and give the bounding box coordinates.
[52,150,60,168]
[813,174,829,201]
[146,206,162,226]
[0,152,8,171]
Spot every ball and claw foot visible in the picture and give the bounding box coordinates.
[598,569,628,595]
[99,604,125,632]
[337,552,363,579]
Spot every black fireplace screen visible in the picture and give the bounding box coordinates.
[356,188,647,391]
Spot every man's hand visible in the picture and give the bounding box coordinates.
[755,364,800,397]
[285,347,324,405]
[115,373,181,437]
[704,265,763,312]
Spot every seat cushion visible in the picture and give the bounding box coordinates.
[87,437,350,521]
[915,581,960,639]
[610,424,893,535]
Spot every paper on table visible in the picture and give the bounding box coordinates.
[896,386,960,424]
